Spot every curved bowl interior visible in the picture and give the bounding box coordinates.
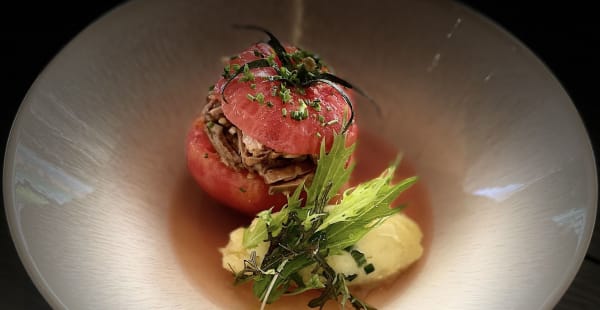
[3,0,596,309]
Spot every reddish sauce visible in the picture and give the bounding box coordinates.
[169,131,432,309]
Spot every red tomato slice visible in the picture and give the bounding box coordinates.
[214,43,358,155]
[186,117,288,215]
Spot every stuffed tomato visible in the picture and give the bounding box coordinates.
[186,26,360,215]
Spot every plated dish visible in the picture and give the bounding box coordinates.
[3,1,595,309]
[187,26,425,309]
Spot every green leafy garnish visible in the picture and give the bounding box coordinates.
[235,134,416,309]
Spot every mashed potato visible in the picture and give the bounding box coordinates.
[220,213,423,286]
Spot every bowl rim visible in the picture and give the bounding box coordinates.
[457,2,598,308]
[3,0,597,309]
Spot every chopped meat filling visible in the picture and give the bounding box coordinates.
[202,94,316,195]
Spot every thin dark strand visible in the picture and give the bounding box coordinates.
[312,79,355,133]
[221,59,272,103]
[230,25,374,125]
[233,24,291,68]
[319,73,382,117]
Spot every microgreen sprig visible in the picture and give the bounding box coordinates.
[236,134,416,309]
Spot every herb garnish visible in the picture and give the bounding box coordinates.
[233,134,417,309]
[279,84,292,103]
[240,63,255,82]
[256,92,265,105]
[290,100,308,121]
[220,25,379,133]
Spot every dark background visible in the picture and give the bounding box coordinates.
[2,1,598,309]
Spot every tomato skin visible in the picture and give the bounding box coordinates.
[186,117,288,215]
[188,42,360,214]
[215,43,358,155]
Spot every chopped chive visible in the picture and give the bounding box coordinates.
[266,54,276,66]
[250,83,256,89]
[256,92,265,104]
[281,108,287,117]
[326,119,339,126]
[269,75,282,81]
[271,86,278,97]
[309,99,322,111]
[232,64,241,71]
[290,107,308,121]
[279,84,292,103]
[299,99,307,109]
[253,49,262,57]
[239,187,247,193]
[266,101,274,107]
[221,65,232,78]
[345,274,358,282]
[246,93,256,101]
[315,132,322,138]
[318,115,325,124]
[240,64,255,82]
[349,249,367,267]
[206,121,215,129]
[290,99,308,120]
[363,263,375,274]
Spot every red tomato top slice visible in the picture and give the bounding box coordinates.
[213,43,358,155]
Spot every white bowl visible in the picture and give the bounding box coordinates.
[3,0,597,309]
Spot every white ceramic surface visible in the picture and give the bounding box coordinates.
[3,0,597,309]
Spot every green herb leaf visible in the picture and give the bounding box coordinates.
[243,182,304,249]
[306,134,355,208]
[233,131,415,310]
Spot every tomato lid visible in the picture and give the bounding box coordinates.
[213,43,358,155]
